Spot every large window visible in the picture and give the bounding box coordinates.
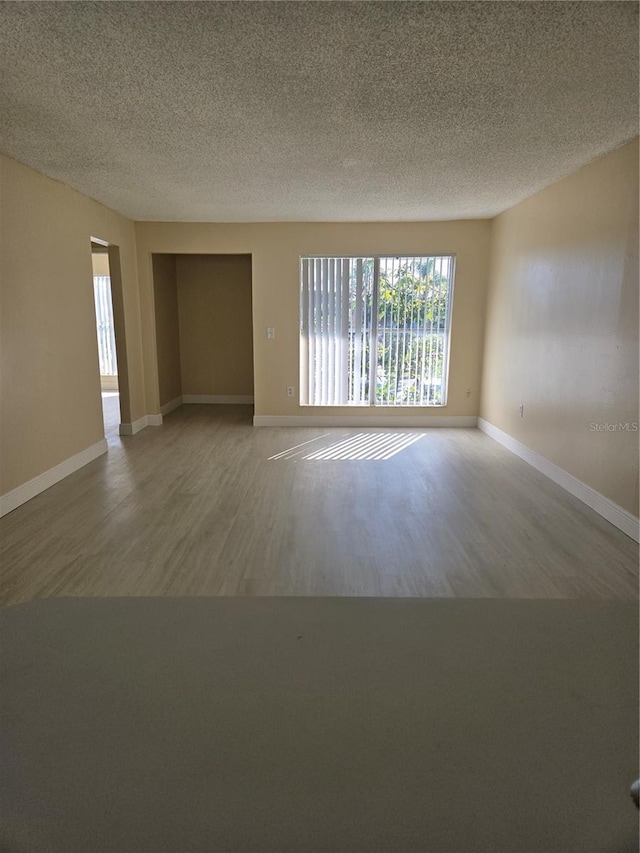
[300,255,455,406]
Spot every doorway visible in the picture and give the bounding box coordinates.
[91,239,122,440]
[151,253,254,415]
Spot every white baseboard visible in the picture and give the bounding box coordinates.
[253,415,478,428]
[183,395,254,405]
[0,439,107,518]
[119,416,147,436]
[119,413,163,435]
[160,397,183,416]
[477,418,639,542]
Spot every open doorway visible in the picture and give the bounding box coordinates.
[91,241,120,438]
[151,253,254,416]
[91,237,128,442]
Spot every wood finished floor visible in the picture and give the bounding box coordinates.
[1,403,637,606]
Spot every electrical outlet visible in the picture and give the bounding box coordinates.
[519,404,524,418]
[267,327,275,339]
[286,386,295,398]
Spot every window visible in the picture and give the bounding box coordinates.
[93,274,118,377]
[300,255,455,406]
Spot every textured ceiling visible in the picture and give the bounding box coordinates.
[0,1,638,222]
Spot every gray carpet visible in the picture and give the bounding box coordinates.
[1,597,637,853]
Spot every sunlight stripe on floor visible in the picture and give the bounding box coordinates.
[303,433,423,461]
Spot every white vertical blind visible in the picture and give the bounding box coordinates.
[300,256,454,406]
[350,258,370,406]
[301,257,349,405]
[93,275,118,376]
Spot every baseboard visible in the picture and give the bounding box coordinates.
[119,413,163,435]
[119,416,147,436]
[183,395,254,405]
[0,439,108,518]
[477,418,639,542]
[160,397,183,416]
[253,415,478,428]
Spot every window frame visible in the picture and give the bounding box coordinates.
[299,254,456,408]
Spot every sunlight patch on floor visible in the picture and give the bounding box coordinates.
[269,432,423,461]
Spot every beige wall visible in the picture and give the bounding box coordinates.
[135,222,492,418]
[481,139,639,516]
[0,154,145,496]
[175,254,253,397]
[91,252,110,277]
[152,255,182,407]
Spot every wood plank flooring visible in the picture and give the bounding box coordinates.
[1,404,637,605]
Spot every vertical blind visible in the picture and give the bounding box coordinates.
[300,256,454,406]
[93,275,118,376]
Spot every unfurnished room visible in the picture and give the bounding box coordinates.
[0,2,638,851]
